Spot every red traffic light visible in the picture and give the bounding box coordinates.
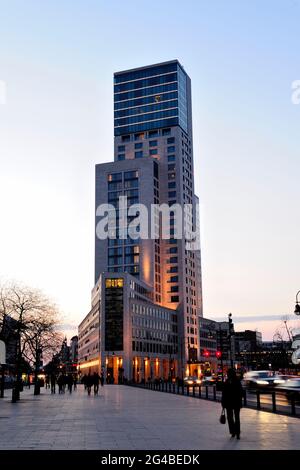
[216,351,222,358]
[203,350,210,357]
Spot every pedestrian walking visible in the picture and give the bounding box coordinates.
[57,374,65,394]
[67,375,73,394]
[93,372,100,395]
[82,374,87,390]
[50,373,56,394]
[100,372,104,387]
[221,368,243,439]
[73,375,77,391]
[86,373,92,395]
[45,375,50,389]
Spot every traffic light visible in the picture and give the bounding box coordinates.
[203,350,210,358]
[216,351,222,358]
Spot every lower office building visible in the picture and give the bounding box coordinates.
[78,272,179,382]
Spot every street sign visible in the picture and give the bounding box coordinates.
[0,340,6,364]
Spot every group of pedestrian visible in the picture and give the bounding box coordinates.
[82,372,105,396]
[48,373,77,394]
[44,368,245,442]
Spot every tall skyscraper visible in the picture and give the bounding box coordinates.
[79,60,203,381]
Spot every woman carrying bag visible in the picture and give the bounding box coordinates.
[221,368,243,439]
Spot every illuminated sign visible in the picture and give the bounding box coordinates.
[105,278,124,289]
[105,278,124,351]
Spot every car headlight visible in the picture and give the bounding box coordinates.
[274,379,285,384]
[256,380,269,385]
[187,380,193,384]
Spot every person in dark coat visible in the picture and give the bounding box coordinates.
[86,373,92,395]
[93,372,100,395]
[67,375,73,394]
[50,373,56,394]
[221,368,243,439]
[100,372,104,387]
[57,374,65,394]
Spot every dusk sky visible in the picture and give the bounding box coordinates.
[0,0,299,340]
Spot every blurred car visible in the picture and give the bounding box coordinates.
[201,376,215,385]
[242,370,280,390]
[183,376,202,386]
[273,375,298,385]
[202,375,224,389]
[202,375,221,384]
[275,378,300,402]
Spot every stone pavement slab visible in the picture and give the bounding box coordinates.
[0,385,298,450]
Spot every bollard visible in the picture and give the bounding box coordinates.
[192,385,195,397]
[205,386,208,399]
[256,390,261,410]
[291,395,296,416]
[11,387,17,403]
[187,385,190,396]
[213,386,216,401]
[199,386,202,398]
[272,391,276,412]
[182,384,184,395]
[177,383,179,394]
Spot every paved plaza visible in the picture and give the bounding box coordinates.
[0,385,299,450]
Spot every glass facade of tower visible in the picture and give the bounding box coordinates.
[114,61,188,136]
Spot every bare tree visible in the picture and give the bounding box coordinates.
[273,315,294,344]
[0,282,62,398]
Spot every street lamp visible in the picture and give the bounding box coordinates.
[294,291,300,316]
[228,313,234,368]
[217,324,225,382]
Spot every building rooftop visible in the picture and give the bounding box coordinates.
[114,59,185,77]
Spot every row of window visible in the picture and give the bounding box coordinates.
[132,302,175,321]
[115,108,178,128]
[120,128,171,142]
[108,265,139,275]
[114,99,178,119]
[132,329,175,342]
[118,137,174,152]
[108,255,139,266]
[117,141,175,161]
[132,317,172,331]
[114,82,178,103]
[115,117,178,136]
[107,170,139,182]
[108,179,138,190]
[114,63,178,85]
[114,91,178,111]
[108,245,139,256]
[114,72,177,93]
[132,341,178,354]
